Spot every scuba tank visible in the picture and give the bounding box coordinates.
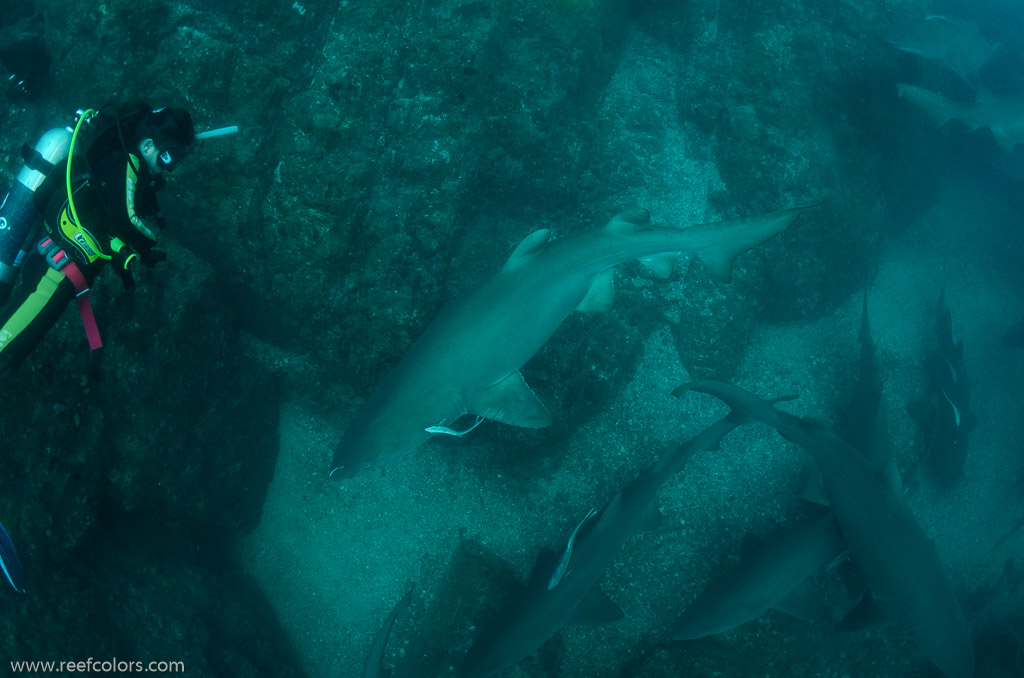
[0,127,73,305]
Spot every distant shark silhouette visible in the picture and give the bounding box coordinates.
[908,287,977,489]
[899,83,1024,153]
[837,288,885,464]
[924,287,976,487]
[890,15,998,88]
[675,381,975,678]
[330,205,809,479]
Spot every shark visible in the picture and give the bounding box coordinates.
[361,588,412,678]
[330,205,808,478]
[832,287,886,474]
[674,381,974,678]
[923,287,976,488]
[670,510,845,640]
[462,415,740,678]
[898,83,1024,153]
[673,290,875,641]
[890,15,998,88]
[670,290,883,644]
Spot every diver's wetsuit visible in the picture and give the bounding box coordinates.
[0,124,165,377]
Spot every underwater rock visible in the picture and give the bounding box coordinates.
[97,241,279,529]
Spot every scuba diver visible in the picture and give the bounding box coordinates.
[0,101,205,377]
[0,103,236,591]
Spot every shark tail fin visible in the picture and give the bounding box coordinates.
[672,382,799,445]
[693,206,808,281]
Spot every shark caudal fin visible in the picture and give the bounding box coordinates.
[692,205,809,281]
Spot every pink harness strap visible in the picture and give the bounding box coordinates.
[45,246,103,351]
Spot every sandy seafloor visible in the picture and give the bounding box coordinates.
[238,160,1024,677]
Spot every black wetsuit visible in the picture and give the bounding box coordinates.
[0,123,165,377]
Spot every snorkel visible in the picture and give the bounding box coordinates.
[195,125,238,140]
[159,125,238,172]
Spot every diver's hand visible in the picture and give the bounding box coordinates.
[118,268,136,296]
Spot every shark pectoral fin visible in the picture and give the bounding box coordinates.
[470,371,552,428]
[575,269,615,313]
[773,581,830,624]
[836,589,886,632]
[603,208,651,233]
[798,466,830,506]
[502,229,552,273]
[638,253,680,280]
[569,588,624,626]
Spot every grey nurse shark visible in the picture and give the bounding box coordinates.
[899,83,1024,153]
[890,15,998,88]
[462,415,739,678]
[670,510,845,640]
[330,205,808,479]
[677,381,975,678]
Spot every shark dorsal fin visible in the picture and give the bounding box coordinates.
[603,208,651,233]
[502,229,552,273]
[468,371,552,428]
[575,269,615,313]
[568,587,624,626]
